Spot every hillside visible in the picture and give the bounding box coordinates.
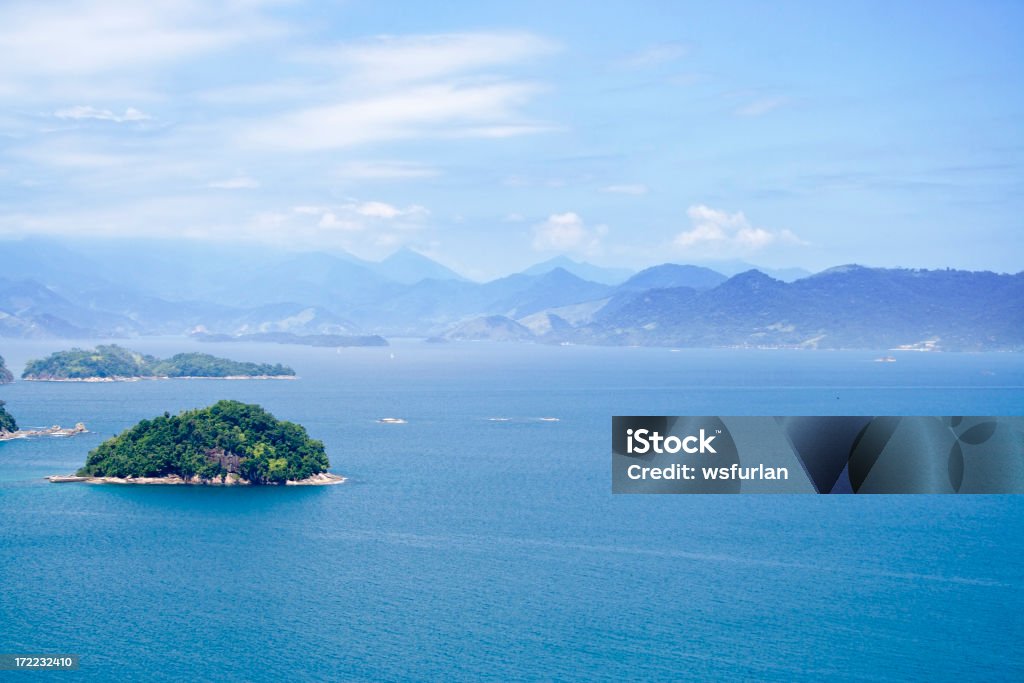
[616,264,727,292]
[1,237,1020,350]
[581,268,1024,350]
[444,315,535,342]
[0,400,16,433]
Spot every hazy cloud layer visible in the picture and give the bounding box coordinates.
[0,1,1019,276]
[54,105,151,122]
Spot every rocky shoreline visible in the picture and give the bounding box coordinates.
[1,423,88,441]
[46,471,345,486]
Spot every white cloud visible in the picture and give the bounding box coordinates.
[54,105,150,122]
[207,176,259,190]
[247,199,436,253]
[12,137,145,168]
[0,192,434,258]
[0,1,276,80]
[317,211,362,231]
[299,31,558,87]
[237,30,557,151]
[334,161,440,180]
[674,204,806,252]
[352,201,427,219]
[603,184,648,195]
[282,200,432,253]
[532,212,607,255]
[620,42,689,69]
[238,82,546,151]
[735,96,788,117]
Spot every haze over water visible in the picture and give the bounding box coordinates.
[1,340,1022,681]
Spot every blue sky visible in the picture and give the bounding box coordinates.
[0,0,1021,279]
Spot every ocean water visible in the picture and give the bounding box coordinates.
[0,339,1022,681]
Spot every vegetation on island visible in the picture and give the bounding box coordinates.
[78,400,329,483]
[0,400,17,433]
[22,345,294,380]
[0,355,12,384]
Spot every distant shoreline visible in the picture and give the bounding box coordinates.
[22,375,298,382]
[46,472,345,486]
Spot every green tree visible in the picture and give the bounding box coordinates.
[0,400,17,433]
[78,400,329,484]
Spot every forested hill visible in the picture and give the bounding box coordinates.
[78,400,329,484]
[22,345,294,380]
[0,355,12,384]
[0,400,16,433]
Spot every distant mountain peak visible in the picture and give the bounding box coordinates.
[732,268,779,281]
[373,248,467,284]
[815,264,872,276]
[539,266,583,282]
[522,257,633,285]
[619,263,727,292]
[715,269,784,293]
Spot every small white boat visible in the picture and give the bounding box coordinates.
[377,417,407,424]
[539,417,560,422]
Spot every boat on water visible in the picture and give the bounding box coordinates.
[539,417,560,422]
[874,356,897,363]
[377,417,407,424]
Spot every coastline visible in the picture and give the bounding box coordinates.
[46,471,345,486]
[22,375,297,382]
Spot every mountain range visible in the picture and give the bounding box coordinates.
[1,238,1021,350]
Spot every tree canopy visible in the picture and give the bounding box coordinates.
[78,400,329,484]
[22,345,294,380]
[0,400,17,433]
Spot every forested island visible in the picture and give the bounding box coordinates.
[0,355,12,384]
[22,345,295,381]
[51,400,341,485]
[0,400,16,433]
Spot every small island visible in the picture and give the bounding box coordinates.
[49,400,342,486]
[0,355,12,384]
[22,345,296,381]
[0,400,16,434]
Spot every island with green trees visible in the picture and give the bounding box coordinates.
[48,400,342,485]
[0,355,12,384]
[22,345,296,381]
[0,400,17,434]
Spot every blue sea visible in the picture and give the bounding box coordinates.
[1,339,1022,681]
